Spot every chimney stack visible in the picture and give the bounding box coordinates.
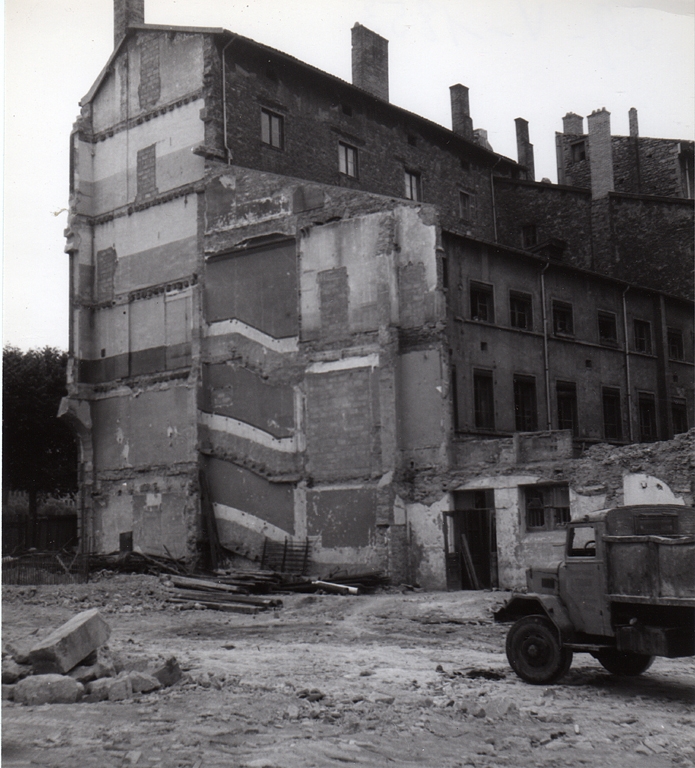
[351,24,389,101]
[562,112,584,135]
[587,108,614,198]
[114,0,144,46]
[450,84,473,140]
[515,118,535,181]
[629,107,639,138]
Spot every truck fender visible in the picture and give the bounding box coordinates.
[494,594,575,644]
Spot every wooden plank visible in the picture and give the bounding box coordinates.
[171,576,247,594]
[166,598,259,614]
[460,533,480,590]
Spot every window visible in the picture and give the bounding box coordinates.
[598,311,618,346]
[473,370,495,430]
[338,142,358,178]
[514,375,537,432]
[470,282,494,322]
[571,141,586,162]
[556,381,578,435]
[404,170,421,201]
[459,191,472,220]
[667,328,684,361]
[633,319,652,354]
[509,291,532,330]
[638,393,657,442]
[261,109,283,149]
[567,525,596,557]
[552,301,574,336]
[672,400,688,435]
[602,388,622,440]
[521,224,537,248]
[524,484,570,532]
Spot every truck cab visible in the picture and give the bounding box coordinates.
[495,505,695,683]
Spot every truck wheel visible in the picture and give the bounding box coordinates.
[506,615,573,684]
[593,650,654,676]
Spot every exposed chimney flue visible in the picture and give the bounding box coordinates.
[562,112,584,135]
[114,0,144,47]
[515,117,535,181]
[629,107,639,138]
[351,24,389,102]
[450,84,473,140]
[587,108,614,198]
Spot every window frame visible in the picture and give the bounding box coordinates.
[552,300,574,337]
[513,374,538,432]
[260,108,284,149]
[473,369,495,430]
[509,291,533,331]
[338,141,359,178]
[470,281,494,323]
[602,387,623,440]
[523,484,571,532]
[633,319,652,354]
[404,169,422,201]
[672,400,688,435]
[459,190,473,221]
[638,391,658,442]
[597,311,618,346]
[667,328,685,361]
[556,380,578,435]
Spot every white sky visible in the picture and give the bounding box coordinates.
[3,0,694,351]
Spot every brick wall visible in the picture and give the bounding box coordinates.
[136,144,157,200]
[138,34,161,110]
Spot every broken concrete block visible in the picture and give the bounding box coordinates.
[128,671,161,694]
[14,674,84,705]
[28,609,111,674]
[108,675,133,701]
[2,658,31,684]
[152,657,181,687]
[4,640,34,665]
[69,658,116,684]
[85,677,112,702]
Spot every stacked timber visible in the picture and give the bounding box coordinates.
[166,575,283,614]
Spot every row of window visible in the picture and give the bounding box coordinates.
[468,282,687,358]
[466,370,689,441]
[261,108,474,214]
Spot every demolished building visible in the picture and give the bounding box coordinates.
[61,0,694,589]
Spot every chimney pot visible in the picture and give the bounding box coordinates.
[351,23,389,102]
[114,0,144,47]
[450,84,473,140]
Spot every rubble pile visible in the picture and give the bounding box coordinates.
[2,608,182,705]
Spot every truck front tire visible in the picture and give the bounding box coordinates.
[593,650,654,676]
[506,615,573,684]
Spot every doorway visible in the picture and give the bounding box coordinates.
[444,489,498,590]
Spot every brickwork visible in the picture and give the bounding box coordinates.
[398,262,427,328]
[96,247,117,304]
[587,109,614,199]
[138,34,161,110]
[318,268,349,340]
[136,144,157,200]
[114,0,144,45]
[351,24,388,102]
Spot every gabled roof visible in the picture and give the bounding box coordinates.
[81,23,518,169]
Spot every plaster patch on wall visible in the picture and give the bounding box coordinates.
[407,494,450,590]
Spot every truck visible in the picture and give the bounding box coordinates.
[494,504,695,684]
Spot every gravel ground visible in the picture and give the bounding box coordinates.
[2,574,694,768]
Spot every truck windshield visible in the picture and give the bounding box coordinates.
[568,525,596,557]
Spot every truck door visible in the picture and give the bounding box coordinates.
[558,524,611,637]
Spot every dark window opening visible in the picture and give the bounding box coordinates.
[338,142,358,178]
[441,256,449,290]
[672,400,688,435]
[521,224,537,248]
[473,370,495,430]
[552,301,574,336]
[509,291,532,330]
[459,191,471,220]
[668,328,684,361]
[470,282,494,323]
[602,388,622,440]
[556,381,578,435]
[571,141,586,162]
[633,319,652,354]
[404,170,421,201]
[598,311,618,346]
[514,375,537,432]
[524,484,570,532]
[638,393,657,442]
[261,108,284,149]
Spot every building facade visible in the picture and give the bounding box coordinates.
[61,0,694,589]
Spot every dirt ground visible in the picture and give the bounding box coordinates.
[2,574,694,768]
